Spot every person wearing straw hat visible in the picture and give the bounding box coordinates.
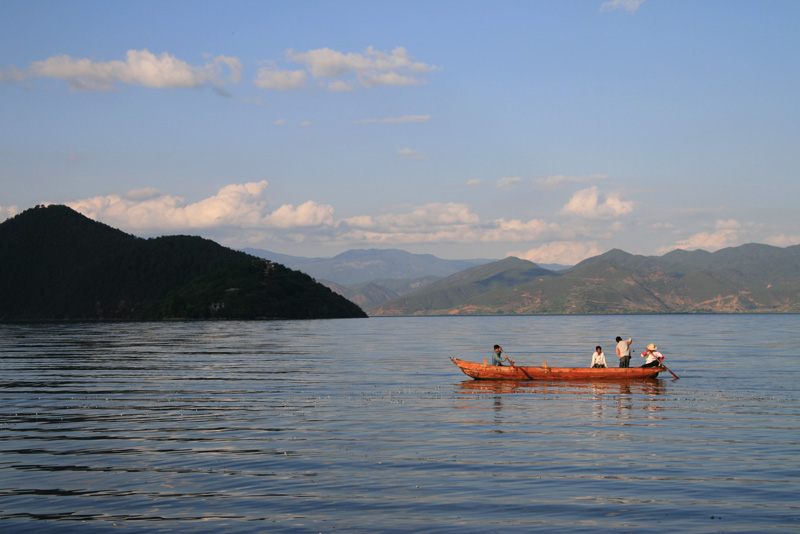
[641,343,664,368]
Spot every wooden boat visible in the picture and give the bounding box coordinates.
[450,357,664,381]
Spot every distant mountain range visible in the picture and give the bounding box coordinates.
[242,247,498,284]
[369,245,800,315]
[242,247,570,311]
[0,206,366,321]
[6,205,795,319]
[244,244,800,315]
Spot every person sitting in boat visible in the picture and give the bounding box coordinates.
[492,345,511,366]
[641,344,664,368]
[590,346,607,368]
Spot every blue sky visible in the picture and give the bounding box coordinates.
[1,0,798,264]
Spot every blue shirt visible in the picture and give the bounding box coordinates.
[492,350,507,366]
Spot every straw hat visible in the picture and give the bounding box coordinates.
[646,343,658,351]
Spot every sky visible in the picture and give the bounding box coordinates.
[1,0,799,264]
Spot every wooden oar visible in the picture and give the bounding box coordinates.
[501,349,515,367]
[659,360,680,379]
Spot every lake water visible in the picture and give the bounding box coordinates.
[1,315,799,533]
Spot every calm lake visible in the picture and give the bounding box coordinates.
[1,315,799,533]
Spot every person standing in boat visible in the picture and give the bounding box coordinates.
[492,345,511,366]
[641,343,664,368]
[590,346,607,368]
[616,336,633,368]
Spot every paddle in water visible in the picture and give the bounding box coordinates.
[659,361,680,379]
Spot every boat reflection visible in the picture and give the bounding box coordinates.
[455,378,665,397]
[453,378,667,424]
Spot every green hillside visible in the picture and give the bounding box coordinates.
[0,205,367,321]
[375,257,558,315]
[372,246,800,315]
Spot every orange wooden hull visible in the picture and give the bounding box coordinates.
[450,357,664,381]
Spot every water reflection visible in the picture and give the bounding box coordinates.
[454,379,668,427]
[2,317,799,533]
[455,378,665,397]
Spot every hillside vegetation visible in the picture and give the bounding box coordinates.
[371,247,800,315]
[0,205,367,321]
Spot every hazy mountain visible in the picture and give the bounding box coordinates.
[371,245,800,315]
[242,247,569,311]
[374,257,559,315]
[319,275,444,312]
[0,206,366,321]
[243,247,494,285]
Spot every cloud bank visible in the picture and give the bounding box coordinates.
[559,186,634,219]
[256,46,438,92]
[63,181,338,231]
[2,180,784,265]
[3,46,435,93]
[28,181,569,252]
[25,49,242,91]
[511,241,604,266]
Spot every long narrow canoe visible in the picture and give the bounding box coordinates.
[451,357,664,381]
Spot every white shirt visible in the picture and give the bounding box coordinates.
[642,350,663,364]
[591,351,607,367]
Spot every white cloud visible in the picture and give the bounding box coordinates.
[656,219,743,254]
[657,230,739,254]
[600,0,644,13]
[56,185,559,247]
[336,204,561,246]
[496,176,522,190]
[0,205,20,222]
[42,181,633,253]
[534,173,610,191]
[510,241,603,265]
[67,181,270,229]
[254,66,307,90]
[482,218,561,242]
[559,186,633,219]
[339,202,479,244]
[466,179,481,187]
[26,49,242,91]
[765,234,800,247]
[50,180,582,250]
[345,203,480,230]
[62,180,341,239]
[273,119,287,126]
[270,46,438,91]
[354,115,431,124]
[12,45,434,94]
[264,201,335,228]
[397,147,427,159]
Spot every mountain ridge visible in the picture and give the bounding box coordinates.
[0,205,367,321]
[242,247,498,285]
[370,245,800,315]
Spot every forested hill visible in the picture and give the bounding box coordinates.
[371,246,800,315]
[0,205,367,321]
